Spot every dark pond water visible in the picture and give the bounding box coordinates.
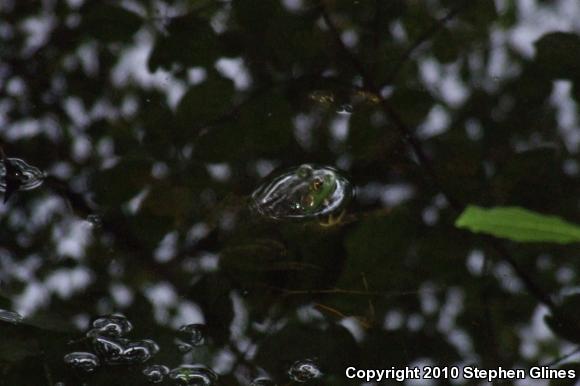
[2,0,580,385]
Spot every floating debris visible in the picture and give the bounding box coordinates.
[353,89,380,104]
[0,308,23,324]
[0,157,45,202]
[63,352,100,373]
[287,359,322,383]
[169,364,218,386]
[143,364,170,383]
[308,90,335,105]
[251,164,353,220]
[175,323,207,352]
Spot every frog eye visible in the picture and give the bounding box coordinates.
[310,177,323,191]
[296,164,314,179]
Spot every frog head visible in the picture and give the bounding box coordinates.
[251,164,352,221]
[299,170,337,214]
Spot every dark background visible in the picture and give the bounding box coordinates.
[2,0,580,384]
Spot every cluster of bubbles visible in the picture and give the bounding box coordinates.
[63,316,219,385]
[62,315,322,385]
[2,155,333,385]
[251,164,353,221]
[64,315,159,374]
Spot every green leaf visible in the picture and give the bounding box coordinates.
[455,205,580,243]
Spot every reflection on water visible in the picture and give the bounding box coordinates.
[2,0,580,385]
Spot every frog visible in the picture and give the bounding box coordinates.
[250,163,353,226]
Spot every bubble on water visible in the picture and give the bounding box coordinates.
[169,364,218,386]
[0,158,45,192]
[93,336,159,365]
[143,364,170,383]
[87,314,133,338]
[175,340,193,353]
[251,164,353,220]
[175,323,207,352]
[0,308,23,324]
[122,339,159,364]
[86,214,103,228]
[250,377,277,386]
[64,352,100,373]
[287,359,322,383]
[336,104,353,114]
[92,336,126,360]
